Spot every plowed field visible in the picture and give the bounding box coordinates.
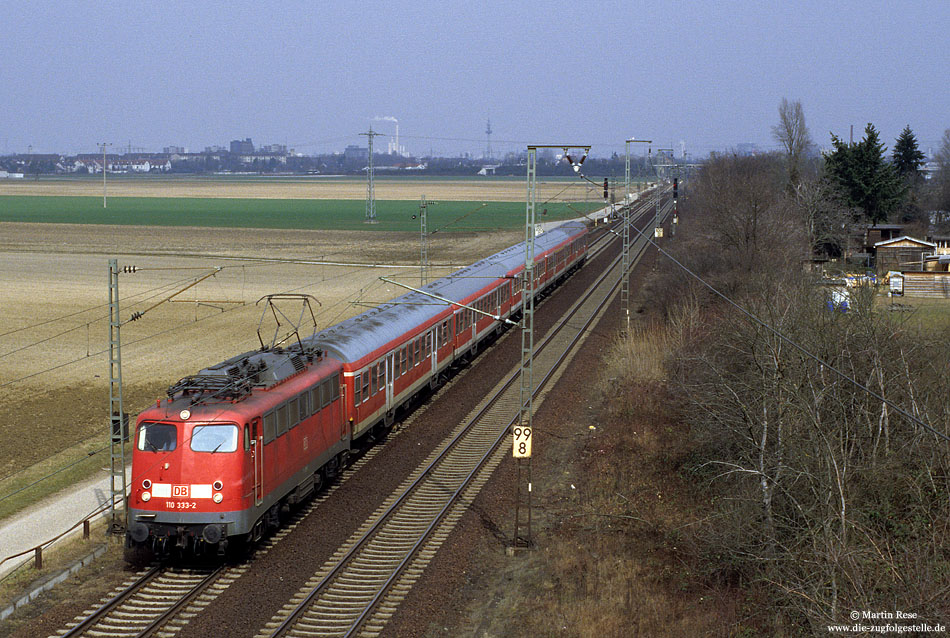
[0,221,520,478]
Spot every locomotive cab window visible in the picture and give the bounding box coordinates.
[136,422,177,452]
[190,424,239,453]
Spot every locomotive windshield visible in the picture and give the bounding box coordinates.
[190,424,239,453]
[136,422,177,452]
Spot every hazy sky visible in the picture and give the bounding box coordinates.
[3,1,947,159]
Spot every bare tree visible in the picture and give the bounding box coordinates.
[772,98,813,187]
[788,178,852,259]
[928,128,950,226]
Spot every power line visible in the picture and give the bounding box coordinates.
[629,222,950,444]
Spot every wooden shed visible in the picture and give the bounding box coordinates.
[873,236,935,275]
[899,271,950,298]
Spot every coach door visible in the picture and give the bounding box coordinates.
[251,417,263,506]
[429,329,437,378]
[386,353,395,411]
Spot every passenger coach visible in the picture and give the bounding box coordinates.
[126,221,587,557]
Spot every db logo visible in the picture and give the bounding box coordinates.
[172,485,189,497]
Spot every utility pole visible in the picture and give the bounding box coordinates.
[514,144,590,550]
[108,259,128,534]
[419,194,429,285]
[99,142,112,208]
[360,128,382,224]
[654,148,674,237]
[623,138,650,335]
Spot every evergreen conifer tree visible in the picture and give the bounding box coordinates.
[824,123,904,224]
[892,125,925,178]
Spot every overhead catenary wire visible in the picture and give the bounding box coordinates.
[627,220,950,444]
[0,269,229,341]
[0,271,231,361]
[0,257,412,389]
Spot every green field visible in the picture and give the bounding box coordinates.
[0,196,597,232]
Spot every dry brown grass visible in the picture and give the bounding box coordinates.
[0,176,595,202]
[603,324,669,385]
[481,324,745,637]
[0,222,520,497]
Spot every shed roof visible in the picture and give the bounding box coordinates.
[874,235,937,248]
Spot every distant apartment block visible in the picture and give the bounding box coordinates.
[230,138,254,154]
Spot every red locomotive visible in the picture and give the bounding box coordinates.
[126,221,588,557]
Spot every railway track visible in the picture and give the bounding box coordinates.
[47,197,667,638]
[255,199,670,638]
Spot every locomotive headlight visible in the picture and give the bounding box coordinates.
[212,492,223,504]
[142,491,151,502]
[212,480,223,491]
[142,479,152,489]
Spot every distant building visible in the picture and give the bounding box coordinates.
[163,146,186,154]
[343,145,368,169]
[865,224,904,249]
[230,138,254,154]
[259,144,287,155]
[736,143,758,156]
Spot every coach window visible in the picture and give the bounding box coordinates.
[408,342,415,368]
[263,412,276,444]
[361,371,370,402]
[277,404,289,436]
[136,422,176,452]
[425,333,431,357]
[414,339,421,365]
[354,377,362,406]
[191,424,239,453]
[376,363,385,394]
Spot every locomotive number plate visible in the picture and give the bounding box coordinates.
[165,501,197,509]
